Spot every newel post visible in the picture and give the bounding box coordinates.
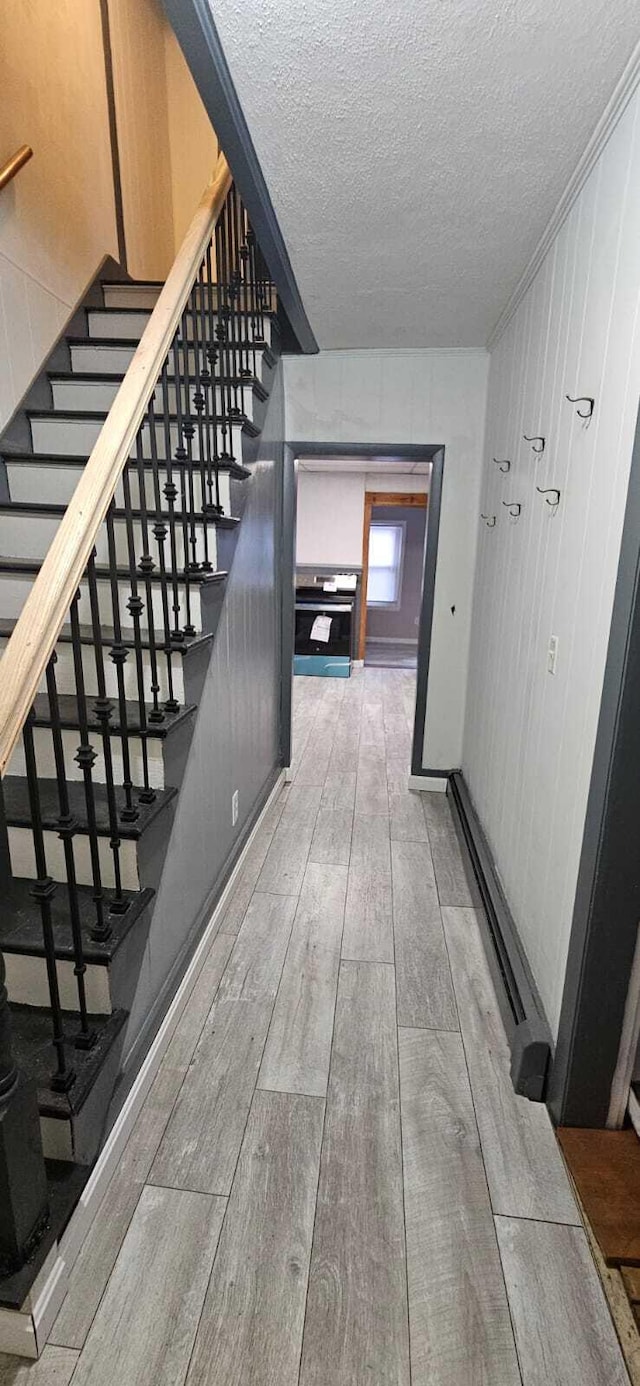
[0,785,49,1277]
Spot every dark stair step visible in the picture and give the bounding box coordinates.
[48,369,269,403]
[27,407,262,441]
[10,1005,127,1119]
[3,777,177,838]
[0,615,213,656]
[0,500,240,530]
[0,878,153,963]
[27,692,196,738]
[2,450,252,482]
[0,556,228,586]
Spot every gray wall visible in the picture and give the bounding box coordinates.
[367,504,426,641]
[120,365,284,1071]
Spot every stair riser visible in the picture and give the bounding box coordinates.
[30,415,246,463]
[51,378,256,420]
[7,726,166,791]
[0,637,186,704]
[5,953,112,1014]
[6,462,232,513]
[8,827,140,891]
[0,512,216,569]
[87,308,274,345]
[69,341,270,383]
[0,572,206,633]
[102,285,161,310]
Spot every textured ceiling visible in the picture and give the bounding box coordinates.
[209,0,638,348]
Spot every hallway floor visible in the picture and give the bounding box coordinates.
[4,668,628,1384]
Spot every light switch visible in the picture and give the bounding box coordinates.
[548,635,559,675]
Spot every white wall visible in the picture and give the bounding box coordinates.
[295,470,429,568]
[463,79,640,1037]
[285,349,489,770]
[0,1,119,430]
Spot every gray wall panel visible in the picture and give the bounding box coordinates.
[120,365,284,1069]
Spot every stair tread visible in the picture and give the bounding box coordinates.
[88,303,277,319]
[3,776,177,837]
[1,878,154,963]
[0,615,213,653]
[9,1004,127,1117]
[0,500,240,529]
[0,555,228,584]
[27,406,261,439]
[3,450,252,481]
[27,692,196,737]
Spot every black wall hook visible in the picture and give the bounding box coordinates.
[480,513,496,527]
[536,487,561,509]
[523,434,546,453]
[502,501,522,518]
[566,394,594,420]
[493,458,511,473]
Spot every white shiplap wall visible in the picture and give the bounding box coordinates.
[463,80,640,1037]
[284,349,489,771]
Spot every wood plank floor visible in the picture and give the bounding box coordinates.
[26,668,626,1386]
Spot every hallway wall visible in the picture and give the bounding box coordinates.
[295,469,429,568]
[463,78,640,1036]
[284,349,489,771]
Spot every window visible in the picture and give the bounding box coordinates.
[367,522,405,607]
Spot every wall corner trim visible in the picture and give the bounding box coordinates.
[447,771,553,1102]
[159,0,317,355]
[487,36,640,349]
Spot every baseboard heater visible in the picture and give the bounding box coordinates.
[447,772,553,1101]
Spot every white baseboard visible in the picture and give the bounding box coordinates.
[2,770,286,1359]
[408,774,448,793]
[284,766,294,782]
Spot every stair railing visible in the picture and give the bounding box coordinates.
[0,150,275,1272]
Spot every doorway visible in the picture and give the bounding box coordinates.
[359,492,428,668]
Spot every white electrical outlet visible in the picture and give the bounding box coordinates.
[232,790,239,826]
[547,635,559,675]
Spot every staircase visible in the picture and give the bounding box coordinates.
[0,157,280,1298]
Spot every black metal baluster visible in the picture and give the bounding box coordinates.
[171,335,198,625]
[214,197,235,463]
[147,393,180,710]
[86,550,130,912]
[105,505,138,824]
[22,708,74,1090]
[189,277,213,569]
[245,223,260,378]
[239,205,253,381]
[178,307,202,572]
[205,244,223,513]
[45,654,98,1039]
[133,431,165,721]
[159,363,184,643]
[197,257,222,517]
[227,187,242,416]
[120,459,155,803]
[70,591,111,940]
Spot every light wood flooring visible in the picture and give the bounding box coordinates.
[3,669,630,1384]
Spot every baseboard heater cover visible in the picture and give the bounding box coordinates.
[447,772,553,1102]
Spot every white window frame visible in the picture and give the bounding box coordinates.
[367,520,406,609]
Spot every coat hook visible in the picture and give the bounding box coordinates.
[536,486,561,509]
[493,458,511,473]
[523,434,546,453]
[480,513,496,527]
[502,501,522,518]
[566,394,594,420]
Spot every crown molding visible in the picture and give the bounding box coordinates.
[487,38,640,350]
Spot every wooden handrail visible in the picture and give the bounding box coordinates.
[0,150,232,775]
[0,145,33,192]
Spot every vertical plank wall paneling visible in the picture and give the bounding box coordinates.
[283,349,489,772]
[463,82,640,1036]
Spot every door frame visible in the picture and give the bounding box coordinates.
[282,442,443,780]
[358,491,428,660]
[548,399,640,1127]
